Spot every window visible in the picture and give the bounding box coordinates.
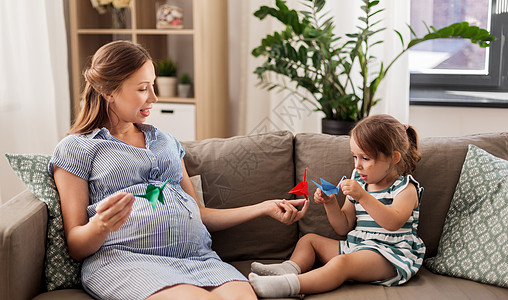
[409,0,508,107]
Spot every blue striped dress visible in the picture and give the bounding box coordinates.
[338,169,426,286]
[48,124,246,300]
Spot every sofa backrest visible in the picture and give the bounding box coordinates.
[295,132,508,258]
[415,132,508,257]
[182,131,297,261]
[184,130,508,261]
[294,133,354,240]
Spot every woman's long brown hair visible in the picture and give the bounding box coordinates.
[70,40,152,135]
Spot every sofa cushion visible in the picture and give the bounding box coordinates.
[189,175,204,206]
[182,131,297,261]
[230,261,508,299]
[5,154,81,291]
[415,132,508,257]
[303,267,508,300]
[425,145,508,287]
[294,133,354,239]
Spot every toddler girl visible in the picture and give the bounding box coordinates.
[249,114,426,297]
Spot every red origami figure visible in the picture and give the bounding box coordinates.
[289,168,309,200]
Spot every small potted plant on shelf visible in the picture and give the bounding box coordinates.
[155,58,178,97]
[252,0,496,134]
[178,73,193,98]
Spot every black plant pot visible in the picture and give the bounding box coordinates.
[321,118,357,135]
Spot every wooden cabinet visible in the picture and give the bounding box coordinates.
[68,0,229,140]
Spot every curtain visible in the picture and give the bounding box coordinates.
[228,0,410,136]
[0,0,70,203]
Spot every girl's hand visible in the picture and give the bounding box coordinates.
[264,199,309,225]
[339,179,367,201]
[93,192,134,232]
[313,188,337,205]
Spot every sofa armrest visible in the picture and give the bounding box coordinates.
[0,189,48,300]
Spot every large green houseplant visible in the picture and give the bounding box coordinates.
[252,0,496,133]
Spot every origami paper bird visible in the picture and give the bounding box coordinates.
[312,176,347,197]
[134,178,173,210]
[289,168,309,200]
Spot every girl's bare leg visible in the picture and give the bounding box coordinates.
[249,234,344,298]
[249,250,396,298]
[251,233,340,276]
[209,280,257,300]
[289,233,341,272]
[299,250,396,294]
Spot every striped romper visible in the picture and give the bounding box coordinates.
[49,124,245,300]
[338,169,426,286]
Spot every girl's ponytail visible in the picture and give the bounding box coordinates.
[404,125,421,174]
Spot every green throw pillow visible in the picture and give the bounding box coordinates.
[425,144,508,287]
[5,154,81,291]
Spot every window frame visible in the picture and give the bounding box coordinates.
[409,0,508,107]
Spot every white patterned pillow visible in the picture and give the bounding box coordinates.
[189,174,204,206]
[425,144,508,287]
[5,154,81,291]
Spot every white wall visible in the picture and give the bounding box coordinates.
[409,105,508,138]
[0,1,70,204]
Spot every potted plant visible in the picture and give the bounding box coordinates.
[178,73,193,98]
[252,0,496,134]
[155,58,178,97]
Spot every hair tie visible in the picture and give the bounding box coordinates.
[404,124,409,130]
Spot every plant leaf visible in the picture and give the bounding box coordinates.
[407,23,417,37]
[394,29,404,47]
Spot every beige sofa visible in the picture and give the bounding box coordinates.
[1,131,508,299]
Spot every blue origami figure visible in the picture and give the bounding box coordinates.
[312,176,347,196]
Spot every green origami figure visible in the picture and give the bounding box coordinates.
[134,178,172,210]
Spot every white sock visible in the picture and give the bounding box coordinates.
[251,260,301,276]
[248,272,300,298]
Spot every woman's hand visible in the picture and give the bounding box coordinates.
[93,192,135,232]
[199,198,309,232]
[313,188,337,205]
[263,199,309,225]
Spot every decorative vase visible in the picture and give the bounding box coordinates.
[177,84,192,98]
[321,118,356,135]
[156,2,184,29]
[156,77,178,97]
[112,7,127,29]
